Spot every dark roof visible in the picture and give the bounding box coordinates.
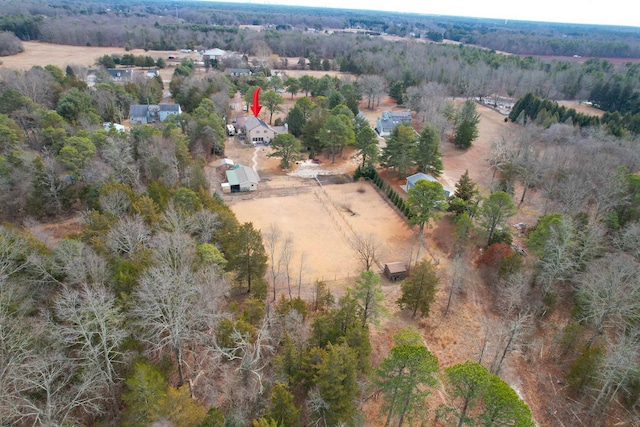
[245,116,271,131]
[129,105,149,118]
[159,104,181,113]
[385,262,407,274]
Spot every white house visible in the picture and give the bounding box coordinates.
[244,116,277,144]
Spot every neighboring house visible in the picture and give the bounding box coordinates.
[374,110,412,137]
[244,116,278,144]
[384,262,408,281]
[86,68,134,86]
[129,104,182,124]
[227,68,252,77]
[202,48,226,62]
[404,173,452,198]
[225,164,260,192]
[146,69,160,78]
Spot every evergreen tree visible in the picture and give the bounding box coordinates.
[381,122,417,176]
[353,270,387,327]
[480,375,535,427]
[315,343,359,426]
[448,169,479,216]
[265,383,301,427]
[286,105,305,137]
[225,222,268,298]
[389,81,404,105]
[479,192,517,247]
[453,100,480,149]
[397,259,439,318]
[440,361,491,427]
[376,328,439,426]
[414,125,443,176]
[355,126,379,168]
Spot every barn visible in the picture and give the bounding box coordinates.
[225,164,260,192]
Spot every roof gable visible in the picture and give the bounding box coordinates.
[226,165,260,185]
[245,116,272,132]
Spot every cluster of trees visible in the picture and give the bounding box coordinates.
[0,30,23,56]
[473,108,640,422]
[97,53,166,69]
[509,92,601,128]
[0,63,233,221]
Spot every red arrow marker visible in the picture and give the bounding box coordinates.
[251,87,262,117]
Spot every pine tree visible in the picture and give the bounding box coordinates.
[448,169,479,216]
[314,343,359,426]
[397,259,439,318]
[414,125,443,177]
[265,383,301,427]
[376,328,439,426]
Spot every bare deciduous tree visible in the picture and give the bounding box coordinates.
[357,75,386,110]
[351,232,383,272]
[279,235,294,299]
[186,209,221,244]
[444,255,468,317]
[490,310,534,375]
[218,310,275,395]
[577,254,640,344]
[106,215,151,258]
[130,265,224,386]
[591,328,640,414]
[52,239,109,286]
[100,136,139,186]
[151,230,197,272]
[263,224,282,301]
[52,283,128,410]
[9,348,108,426]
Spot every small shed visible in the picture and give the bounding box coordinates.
[384,262,408,281]
[219,158,235,171]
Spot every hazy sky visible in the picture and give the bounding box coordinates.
[223,0,640,28]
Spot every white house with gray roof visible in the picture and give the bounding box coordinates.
[375,110,413,137]
[244,116,278,144]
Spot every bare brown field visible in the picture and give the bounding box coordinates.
[558,100,605,117]
[0,41,191,71]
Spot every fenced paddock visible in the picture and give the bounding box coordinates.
[230,181,417,290]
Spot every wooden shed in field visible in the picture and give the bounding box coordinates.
[384,262,408,281]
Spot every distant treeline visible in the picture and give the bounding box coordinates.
[510,93,640,136]
[2,0,640,59]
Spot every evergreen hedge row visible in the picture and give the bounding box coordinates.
[354,166,411,218]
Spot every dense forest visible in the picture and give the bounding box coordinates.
[1,1,640,426]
